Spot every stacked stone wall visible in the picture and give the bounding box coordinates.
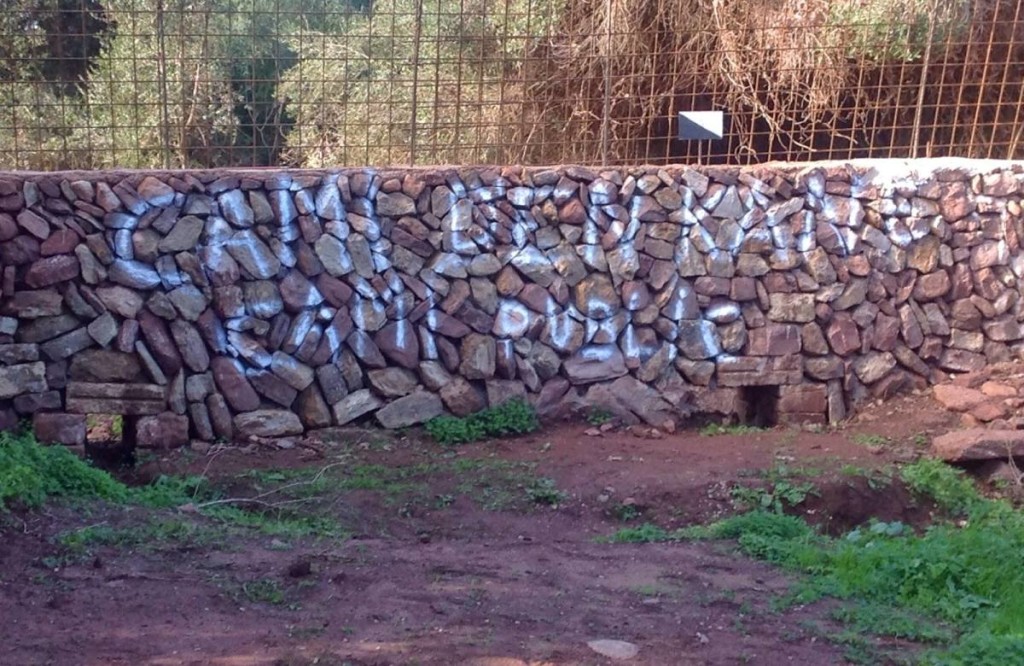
[1,160,1023,446]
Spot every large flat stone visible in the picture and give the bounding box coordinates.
[376,391,443,429]
[332,389,382,425]
[932,429,1024,462]
[234,409,304,438]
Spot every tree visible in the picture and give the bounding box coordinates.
[276,0,557,166]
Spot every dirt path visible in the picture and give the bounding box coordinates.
[2,393,957,665]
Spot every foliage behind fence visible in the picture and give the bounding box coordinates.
[2,0,1023,169]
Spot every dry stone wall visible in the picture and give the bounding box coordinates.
[1,160,1024,447]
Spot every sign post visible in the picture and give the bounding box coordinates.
[677,111,725,141]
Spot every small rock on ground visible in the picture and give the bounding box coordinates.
[587,639,639,660]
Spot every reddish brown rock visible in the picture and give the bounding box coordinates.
[135,412,190,449]
[981,381,1017,398]
[932,429,1024,462]
[912,270,951,301]
[971,401,1009,423]
[33,413,86,446]
[374,319,419,369]
[137,310,183,377]
[778,384,827,414]
[39,229,80,256]
[826,313,860,356]
[933,384,986,412]
[746,323,801,356]
[210,356,260,412]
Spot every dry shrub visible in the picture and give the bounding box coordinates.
[502,0,1024,164]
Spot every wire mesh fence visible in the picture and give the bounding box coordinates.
[1,0,1022,170]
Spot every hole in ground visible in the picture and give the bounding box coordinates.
[793,476,939,537]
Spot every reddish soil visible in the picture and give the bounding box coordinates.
[1,392,960,666]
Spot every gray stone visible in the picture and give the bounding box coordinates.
[241,280,283,319]
[677,320,721,359]
[563,345,627,384]
[852,352,897,384]
[168,285,208,321]
[314,234,354,276]
[206,393,233,440]
[377,191,416,217]
[169,320,210,372]
[768,293,816,323]
[0,362,47,399]
[40,328,94,361]
[86,312,118,346]
[296,384,332,429]
[234,409,304,438]
[248,369,297,407]
[227,230,281,279]
[376,391,444,428]
[158,215,204,252]
[460,333,496,379]
[367,367,419,398]
[219,190,254,227]
[510,245,556,287]
[108,259,161,289]
[587,639,640,661]
[492,300,533,338]
[270,351,315,391]
[438,376,486,416]
[485,379,527,406]
[332,389,383,425]
[185,372,216,402]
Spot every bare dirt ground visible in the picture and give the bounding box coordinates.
[1,392,961,666]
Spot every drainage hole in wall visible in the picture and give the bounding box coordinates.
[739,385,779,428]
[84,414,135,469]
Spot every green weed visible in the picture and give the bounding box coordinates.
[425,399,539,445]
[242,578,285,605]
[851,433,890,448]
[700,423,767,437]
[0,430,129,510]
[58,519,220,553]
[665,461,1024,662]
[586,408,614,426]
[731,480,817,514]
[525,477,565,506]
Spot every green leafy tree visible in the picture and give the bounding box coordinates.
[277,0,560,166]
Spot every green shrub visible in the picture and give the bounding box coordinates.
[0,430,128,510]
[425,399,539,445]
[661,465,1024,662]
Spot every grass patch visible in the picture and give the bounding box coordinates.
[1,430,129,510]
[58,518,222,553]
[425,399,539,445]
[699,423,767,437]
[609,460,1024,662]
[851,433,890,448]
[586,408,614,426]
[3,430,344,542]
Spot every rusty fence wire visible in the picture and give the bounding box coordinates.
[1,0,1023,170]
